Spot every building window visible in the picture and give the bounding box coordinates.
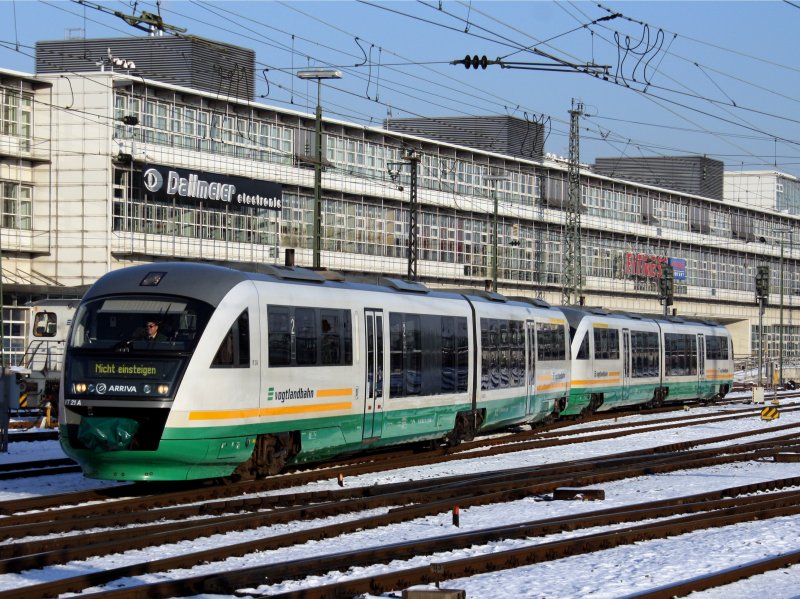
[0,181,32,230]
[3,307,28,366]
[114,92,294,165]
[1,87,33,143]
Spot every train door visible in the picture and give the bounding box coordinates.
[697,333,706,396]
[525,320,537,414]
[363,309,384,440]
[622,329,631,402]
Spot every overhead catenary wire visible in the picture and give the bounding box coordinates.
[56,0,800,164]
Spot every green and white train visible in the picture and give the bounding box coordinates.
[560,307,732,416]
[59,262,732,482]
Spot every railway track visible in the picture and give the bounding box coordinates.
[251,485,800,599]
[628,549,800,598]
[0,425,799,598]
[5,429,58,442]
[1,398,792,506]
[0,458,79,480]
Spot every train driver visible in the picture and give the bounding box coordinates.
[145,321,166,342]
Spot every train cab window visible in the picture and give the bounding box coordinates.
[33,312,57,338]
[68,296,212,352]
[211,309,250,368]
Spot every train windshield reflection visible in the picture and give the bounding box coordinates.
[69,295,213,352]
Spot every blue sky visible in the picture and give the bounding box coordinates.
[2,1,799,177]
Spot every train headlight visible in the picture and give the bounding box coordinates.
[73,383,88,393]
[157,384,170,395]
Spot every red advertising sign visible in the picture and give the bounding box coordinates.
[625,253,668,278]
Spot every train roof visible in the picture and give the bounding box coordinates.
[82,262,472,307]
[560,306,725,329]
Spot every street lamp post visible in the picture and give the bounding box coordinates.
[780,233,786,386]
[773,227,792,387]
[296,69,342,269]
[484,175,510,292]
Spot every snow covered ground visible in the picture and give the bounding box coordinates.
[2,396,800,598]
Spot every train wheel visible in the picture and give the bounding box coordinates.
[580,394,602,417]
[231,433,298,480]
[647,387,666,408]
[445,409,484,447]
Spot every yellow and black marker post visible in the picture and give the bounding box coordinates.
[760,405,780,421]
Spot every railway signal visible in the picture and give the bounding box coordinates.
[755,265,770,303]
[659,264,674,315]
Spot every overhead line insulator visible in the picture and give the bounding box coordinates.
[458,54,490,69]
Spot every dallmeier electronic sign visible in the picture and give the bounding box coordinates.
[141,164,282,211]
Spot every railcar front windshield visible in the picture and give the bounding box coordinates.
[69,295,214,352]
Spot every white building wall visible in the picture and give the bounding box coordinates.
[37,73,114,286]
[724,171,777,209]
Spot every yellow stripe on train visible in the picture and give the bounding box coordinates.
[571,378,621,387]
[189,401,354,421]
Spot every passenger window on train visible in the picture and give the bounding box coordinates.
[267,305,353,368]
[320,313,341,365]
[33,312,57,338]
[706,335,729,360]
[576,333,589,359]
[211,309,250,368]
[665,332,698,376]
[536,322,566,362]
[630,331,659,378]
[295,308,317,365]
[593,328,619,360]
[390,312,470,398]
[268,307,291,366]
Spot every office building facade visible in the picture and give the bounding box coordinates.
[0,37,798,371]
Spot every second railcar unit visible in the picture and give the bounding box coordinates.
[562,307,733,415]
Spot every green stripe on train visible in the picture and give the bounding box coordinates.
[563,379,733,416]
[62,391,569,481]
